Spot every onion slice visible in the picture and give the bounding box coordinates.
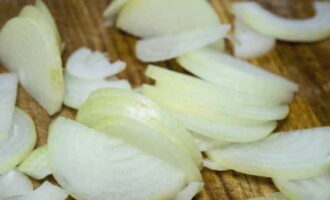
[0,170,33,198]
[273,173,330,200]
[0,73,18,144]
[203,159,229,171]
[135,25,229,62]
[174,182,203,200]
[18,145,51,180]
[103,0,131,26]
[0,108,37,174]
[248,193,288,200]
[191,132,231,152]
[232,1,330,42]
[207,127,330,180]
[233,19,275,59]
[48,117,187,200]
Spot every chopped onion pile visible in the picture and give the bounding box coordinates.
[0,170,33,198]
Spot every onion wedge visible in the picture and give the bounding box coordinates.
[273,173,330,200]
[232,1,330,42]
[0,73,18,144]
[233,19,275,59]
[207,127,330,180]
[0,170,33,198]
[48,117,187,200]
[136,25,229,62]
[0,108,37,174]
[248,193,288,200]
[103,0,131,26]
[18,145,51,180]
[64,73,131,109]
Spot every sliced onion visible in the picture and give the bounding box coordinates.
[135,25,229,62]
[0,73,18,144]
[18,145,51,180]
[207,127,330,180]
[174,182,203,200]
[191,132,231,152]
[232,1,330,42]
[273,173,330,200]
[0,170,33,198]
[64,73,131,109]
[103,0,131,26]
[8,181,68,200]
[66,47,126,80]
[48,117,187,200]
[203,159,229,171]
[0,108,37,174]
[248,193,288,200]
[233,19,275,59]
[177,48,298,101]
[117,0,221,38]
[0,17,63,115]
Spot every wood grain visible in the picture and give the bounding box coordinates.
[0,0,329,199]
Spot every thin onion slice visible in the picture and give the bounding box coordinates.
[248,193,288,200]
[232,1,330,42]
[191,132,231,152]
[0,73,18,144]
[18,145,51,180]
[48,117,187,200]
[233,19,275,59]
[0,170,33,199]
[103,0,131,26]
[174,182,203,200]
[135,25,229,62]
[207,127,330,180]
[203,159,229,171]
[0,108,37,174]
[273,173,330,200]
[64,73,131,109]
[66,47,126,80]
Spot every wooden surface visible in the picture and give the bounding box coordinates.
[0,0,329,199]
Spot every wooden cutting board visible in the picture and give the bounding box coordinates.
[0,0,329,199]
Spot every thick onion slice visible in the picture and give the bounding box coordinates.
[64,73,131,109]
[117,0,221,38]
[248,193,288,200]
[273,173,330,200]
[0,108,37,174]
[203,159,229,171]
[0,17,64,115]
[103,0,131,26]
[0,73,18,144]
[0,170,33,198]
[207,127,330,180]
[177,48,298,101]
[66,47,126,80]
[233,19,275,59]
[174,182,203,200]
[135,25,229,62]
[9,181,68,200]
[48,117,187,200]
[232,1,330,42]
[18,145,51,180]
[191,132,231,152]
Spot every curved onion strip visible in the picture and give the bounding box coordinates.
[248,193,288,200]
[203,159,229,171]
[177,48,298,100]
[232,1,330,42]
[233,19,275,59]
[0,17,63,115]
[18,145,51,180]
[174,182,203,200]
[135,25,229,62]
[207,127,330,180]
[0,73,18,144]
[64,73,131,109]
[103,0,131,26]
[146,65,290,107]
[0,170,33,198]
[191,132,231,152]
[66,47,126,80]
[0,108,37,174]
[48,117,186,200]
[8,181,68,200]
[273,173,330,200]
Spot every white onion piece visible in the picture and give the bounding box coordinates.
[0,108,37,174]
[0,170,33,198]
[136,25,229,62]
[191,132,231,152]
[203,159,229,171]
[248,193,288,200]
[48,117,186,200]
[64,73,131,109]
[18,145,51,180]
[66,47,126,80]
[103,0,131,26]
[273,173,330,200]
[207,127,330,180]
[233,19,275,59]
[117,0,221,38]
[0,73,18,144]
[174,182,203,200]
[232,1,330,42]
[8,181,68,200]
[0,17,63,115]
[177,48,298,101]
